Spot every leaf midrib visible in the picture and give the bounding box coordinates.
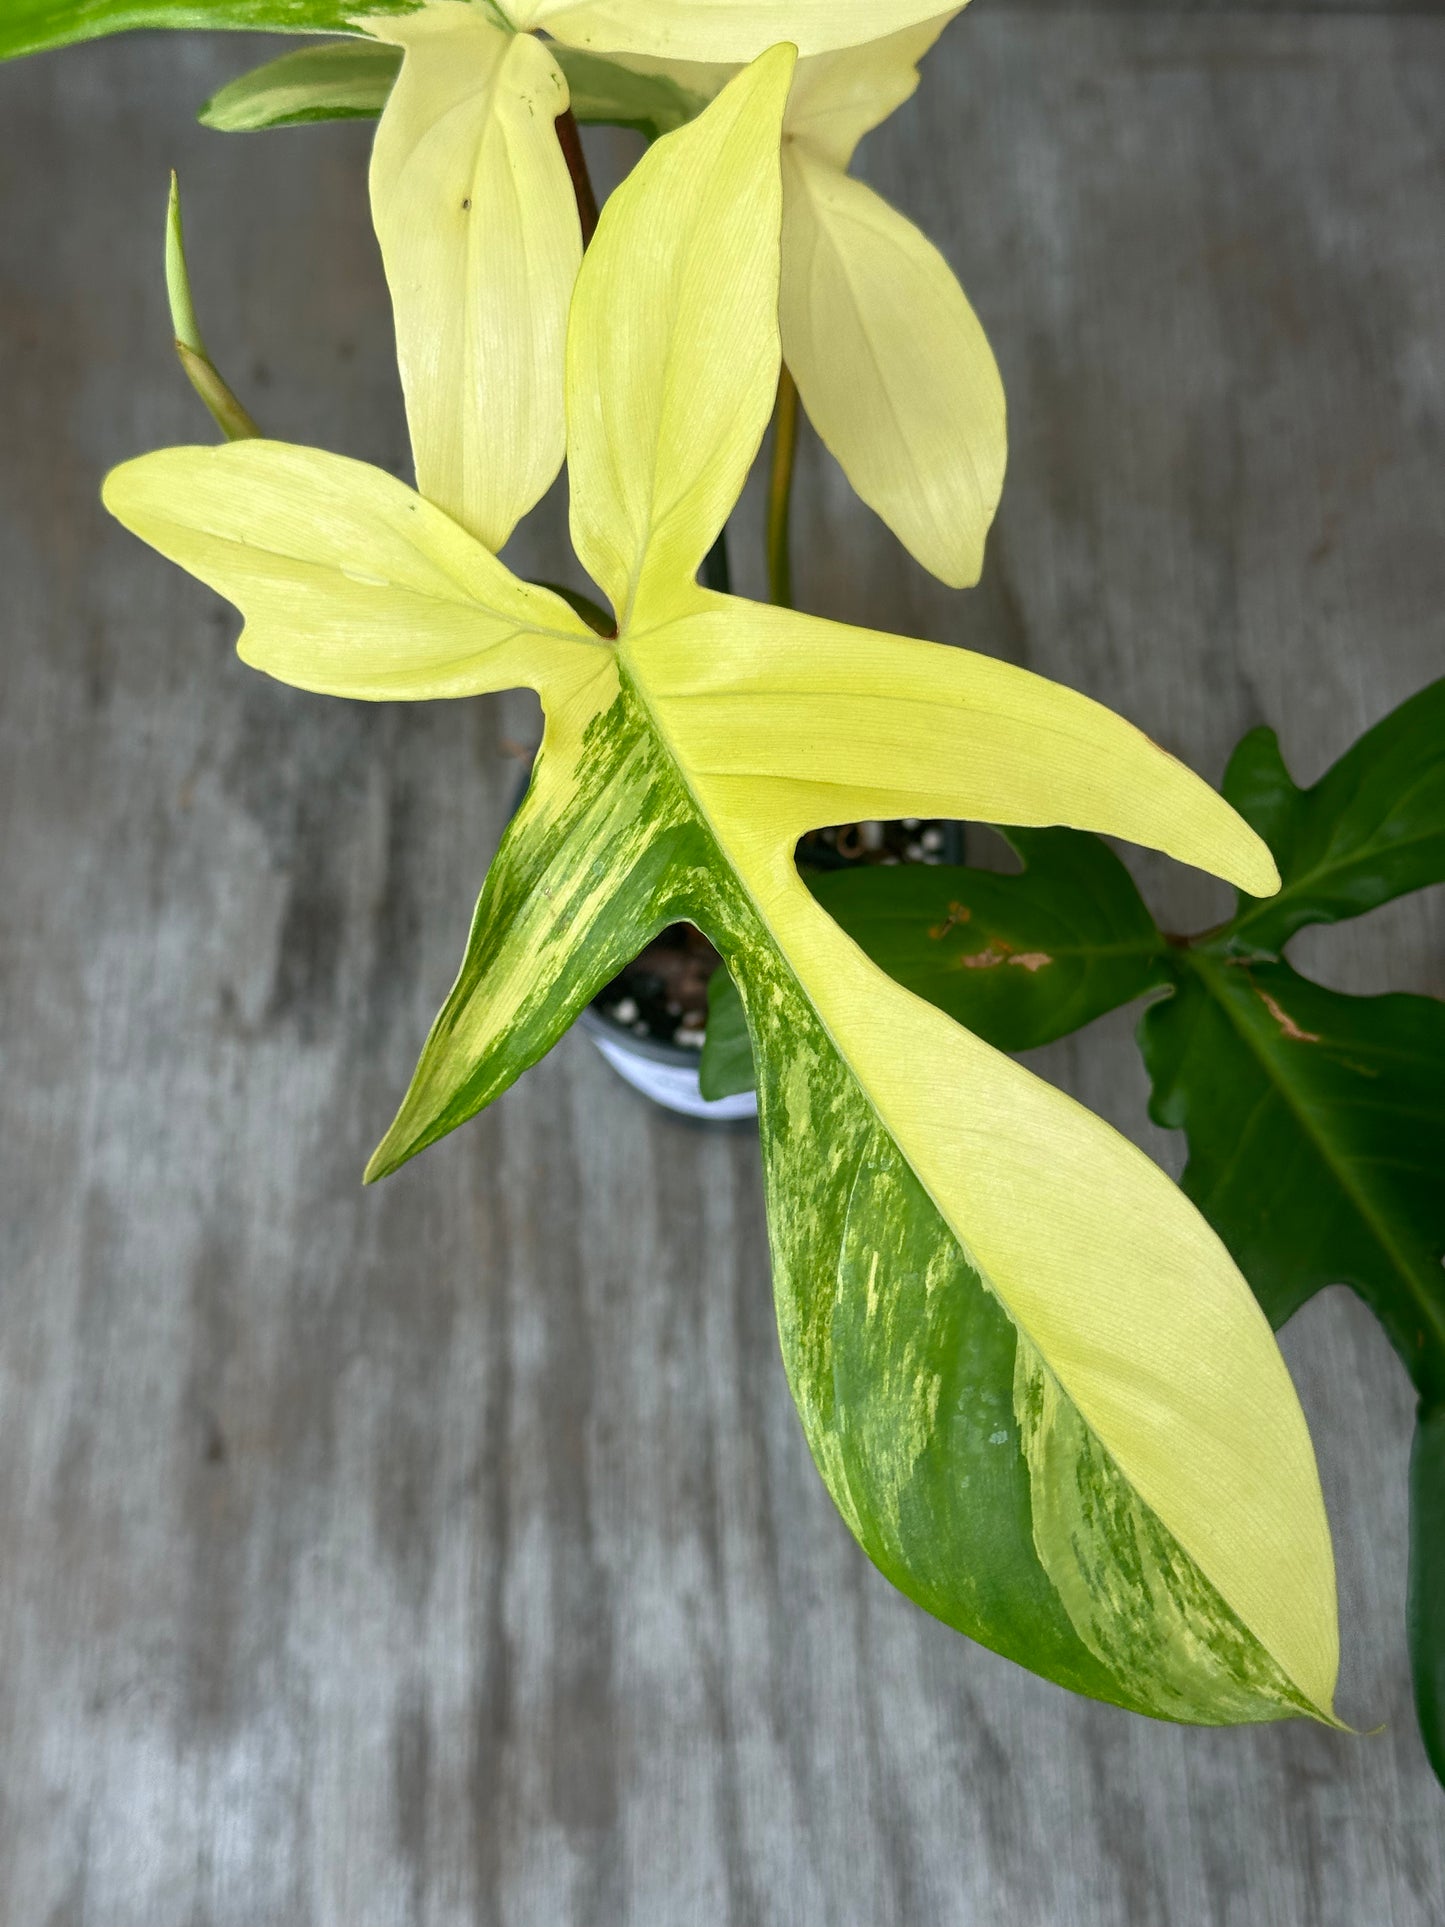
[1184,951,1445,1363]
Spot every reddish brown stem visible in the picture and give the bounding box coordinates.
[556,109,599,248]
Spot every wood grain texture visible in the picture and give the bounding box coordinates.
[0,14,1442,1924]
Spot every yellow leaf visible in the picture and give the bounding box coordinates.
[367,4,580,551]
[100,440,604,701]
[565,41,796,630]
[781,143,1004,588]
[636,592,1279,896]
[512,0,965,63]
[782,10,956,169]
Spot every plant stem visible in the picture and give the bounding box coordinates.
[556,109,599,247]
[766,362,798,608]
[165,171,260,441]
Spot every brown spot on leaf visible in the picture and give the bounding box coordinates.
[959,944,1008,971]
[1009,952,1052,972]
[929,902,972,941]
[1256,987,1320,1043]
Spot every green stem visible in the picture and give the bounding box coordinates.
[165,172,260,442]
[766,362,798,608]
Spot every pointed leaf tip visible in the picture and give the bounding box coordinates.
[566,41,797,626]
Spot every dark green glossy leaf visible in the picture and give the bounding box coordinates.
[0,0,412,63]
[1149,681,1445,1783]
[1224,678,1445,953]
[698,827,1167,1096]
[1409,1407,1445,1784]
[809,828,1168,1053]
[1141,953,1445,1389]
[1141,950,1445,1780]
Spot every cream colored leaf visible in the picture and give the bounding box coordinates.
[780,143,1004,588]
[637,591,1280,894]
[565,43,795,629]
[783,10,956,169]
[512,0,962,63]
[101,440,604,700]
[368,3,580,551]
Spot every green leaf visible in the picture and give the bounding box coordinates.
[0,0,415,64]
[811,829,1168,1052]
[1410,1406,1445,1784]
[698,828,1167,1096]
[105,49,1340,1729]
[698,954,754,1098]
[1140,950,1445,1776]
[1141,953,1445,1385]
[1224,678,1445,954]
[1138,680,1445,1781]
[200,39,400,130]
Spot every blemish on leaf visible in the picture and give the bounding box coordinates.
[929,902,971,940]
[959,942,1009,971]
[1255,986,1321,1043]
[1009,952,1052,973]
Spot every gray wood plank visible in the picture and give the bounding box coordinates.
[0,12,1441,1925]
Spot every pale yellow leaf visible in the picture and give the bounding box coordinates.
[636,591,1280,896]
[780,143,1004,588]
[783,10,957,169]
[565,42,795,629]
[101,441,604,700]
[368,4,580,551]
[513,0,963,62]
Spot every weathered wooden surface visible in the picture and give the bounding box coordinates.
[1,12,1442,1924]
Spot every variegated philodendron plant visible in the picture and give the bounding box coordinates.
[91,43,1345,1731]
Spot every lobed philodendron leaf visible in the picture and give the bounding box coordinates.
[1136,685,1445,1776]
[701,827,1169,1097]
[1221,680,1445,955]
[104,49,1342,1729]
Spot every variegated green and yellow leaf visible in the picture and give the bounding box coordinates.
[200,39,402,130]
[0,0,406,64]
[105,49,1339,1728]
